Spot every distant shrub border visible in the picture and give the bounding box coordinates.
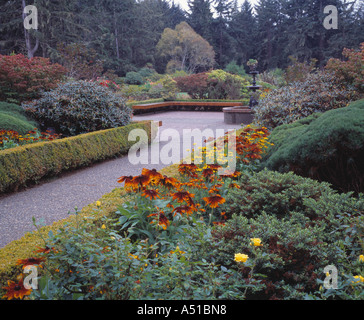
[0,121,153,194]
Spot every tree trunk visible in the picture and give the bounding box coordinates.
[22,0,39,58]
[113,9,120,59]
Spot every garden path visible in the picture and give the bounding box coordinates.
[0,111,241,248]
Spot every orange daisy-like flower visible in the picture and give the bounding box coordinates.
[173,205,194,216]
[132,174,151,188]
[35,246,53,254]
[178,163,198,177]
[16,257,45,269]
[202,168,215,179]
[171,190,195,203]
[142,168,163,183]
[207,164,222,171]
[203,194,226,209]
[229,182,241,189]
[2,278,32,300]
[141,189,160,200]
[148,212,170,230]
[158,175,179,189]
[117,175,135,189]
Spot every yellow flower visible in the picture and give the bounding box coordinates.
[352,275,364,284]
[250,238,263,247]
[96,201,101,207]
[234,253,249,263]
[170,246,186,255]
[101,224,106,229]
[359,255,364,263]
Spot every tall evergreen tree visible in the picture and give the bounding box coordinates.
[187,0,214,43]
[212,0,235,67]
[255,0,284,69]
[229,0,257,64]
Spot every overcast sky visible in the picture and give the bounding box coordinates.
[172,0,259,12]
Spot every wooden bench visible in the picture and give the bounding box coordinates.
[132,101,244,114]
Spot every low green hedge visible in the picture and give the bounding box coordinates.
[127,98,250,107]
[0,121,153,194]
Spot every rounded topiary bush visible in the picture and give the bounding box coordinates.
[23,80,132,136]
[125,71,144,85]
[260,99,364,193]
[0,112,37,135]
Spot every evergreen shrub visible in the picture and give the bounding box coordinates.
[260,99,364,193]
[23,80,132,137]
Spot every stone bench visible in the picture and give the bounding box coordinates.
[223,106,254,125]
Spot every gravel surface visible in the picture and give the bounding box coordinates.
[0,111,241,248]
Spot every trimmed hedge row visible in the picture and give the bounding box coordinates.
[0,121,153,194]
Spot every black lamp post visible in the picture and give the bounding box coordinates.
[247,60,261,109]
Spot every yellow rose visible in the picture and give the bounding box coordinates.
[234,253,249,263]
[359,255,364,263]
[250,238,263,247]
[96,201,101,207]
[352,275,364,284]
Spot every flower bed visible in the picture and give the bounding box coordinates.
[1,125,363,300]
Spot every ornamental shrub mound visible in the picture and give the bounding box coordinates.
[23,80,132,137]
[0,54,66,104]
[260,99,364,193]
[0,112,37,136]
[253,71,359,129]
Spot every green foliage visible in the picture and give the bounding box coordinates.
[261,99,364,193]
[23,80,132,137]
[0,112,38,135]
[207,69,250,100]
[224,61,247,77]
[125,72,144,85]
[253,71,359,129]
[218,169,364,299]
[174,70,250,100]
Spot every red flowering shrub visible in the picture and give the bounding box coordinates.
[0,54,67,103]
[326,42,364,94]
[174,72,209,99]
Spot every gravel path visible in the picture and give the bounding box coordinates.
[0,111,241,248]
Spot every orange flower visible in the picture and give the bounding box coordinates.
[171,190,195,203]
[229,182,241,189]
[148,212,170,230]
[173,205,194,216]
[2,278,32,300]
[117,175,135,189]
[16,257,45,269]
[178,163,198,177]
[203,194,226,208]
[202,168,214,179]
[142,189,160,200]
[207,164,222,171]
[132,174,151,189]
[142,168,163,183]
[35,246,53,254]
[158,175,179,189]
